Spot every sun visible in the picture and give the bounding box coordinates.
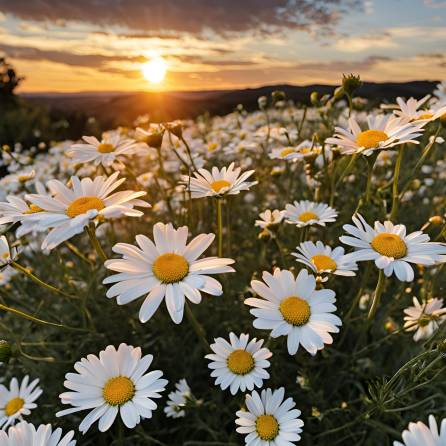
[142,57,167,84]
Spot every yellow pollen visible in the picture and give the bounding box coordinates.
[5,397,24,416]
[299,211,318,223]
[152,253,189,283]
[418,113,433,120]
[371,233,407,259]
[227,349,254,375]
[311,255,337,272]
[356,130,388,149]
[18,175,32,182]
[300,147,313,154]
[66,196,105,218]
[208,142,218,152]
[280,296,311,326]
[256,415,279,441]
[23,204,44,214]
[210,180,231,193]
[97,143,115,153]
[102,376,135,406]
[280,148,296,158]
[1,252,9,259]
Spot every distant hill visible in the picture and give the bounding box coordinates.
[22,81,438,129]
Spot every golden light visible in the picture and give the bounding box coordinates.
[142,57,167,84]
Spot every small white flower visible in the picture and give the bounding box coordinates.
[164,379,191,419]
[235,387,304,445]
[394,415,446,446]
[56,344,167,434]
[0,236,17,267]
[284,200,338,228]
[206,333,272,395]
[269,140,322,161]
[0,376,42,429]
[0,421,76,445]
[255,210,285,230]
[403,297,446,342]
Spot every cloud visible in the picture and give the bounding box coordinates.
[0,0,360,34]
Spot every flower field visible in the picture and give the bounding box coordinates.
[1,76,446,445]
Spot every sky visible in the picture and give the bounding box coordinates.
[0,0,445,93]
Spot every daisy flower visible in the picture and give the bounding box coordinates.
[26,172,149,250]
[164,379,192,419]
[0,376,42,429]
[255,210,285,230]
[394,415,446,446]
[103,222,235,324]
[67,132,140,167]
[0,236,16,267]
[393,96,446,125]
[340,214,446,282]
[433,81,446,101]
[56,343,167,434]
[270,140,324,162]
[246,268,342,355]
[205,333,272,395]
[181,163,257,198]
[284,200,338,228]
[326,115,423,156]
[403,297,446,342]
[235,387,304,445]
[292,241,357,278]
[0,421,76,445]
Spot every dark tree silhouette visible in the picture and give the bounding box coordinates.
[0,58,23,97]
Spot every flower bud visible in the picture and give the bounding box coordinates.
[258,96,268,110]
[333,86,345,100]
[271,90,286,103]
[342,73,362,96]
[166,122,183,138]
[0,340,12,363]
[145,131,164,149]
[310,91,319,106]
[429,215,444,226]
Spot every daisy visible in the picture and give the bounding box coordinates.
[326,115,424,156]
[67,132,140,167]
[394,415,446,446]
[56,343,167,434]
[0,421,76,445]
[25,172,149,250]
[433,81,446,101]
[270,140,324,162]
[403,297,446,342]
[0,376,42,429]
[181,163,257,198]
[246,268,342,355]
[103,222,235,324]
[206,333,272,395]
[292,241,357,278]
[0,236,16,267]
[164,379,191,418]
[235,387,304,445]
[340,214,446,282]
[393,96,446,125]
[255,210,285,231]
[284,200,338,228]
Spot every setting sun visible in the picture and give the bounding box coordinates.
[142,57,167,84]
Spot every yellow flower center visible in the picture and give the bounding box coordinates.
[23,204,44,214]
[66,196,105,218]
[227,349,254,375]
[418,113,433,120]
[280,147,296,158]
[1,252,9,260]
[371,233,407,259]
[152,253,189,283]
[102,376,135,406]
[256,414,279,441]
[97,143,115,153]
[356,130,388,149]
[299,211,318,223]
[280,296,311,326]
[5,397,24,416]
[210,180,231,193]
[208,142,218,152]
[311,254,337,272]
[18,175,32,183]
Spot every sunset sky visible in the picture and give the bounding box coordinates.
[0,0,445,93]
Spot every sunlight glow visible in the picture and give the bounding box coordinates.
[142,57,167,84]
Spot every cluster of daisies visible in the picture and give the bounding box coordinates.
[0,79,446,445]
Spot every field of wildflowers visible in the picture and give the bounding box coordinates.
[1,75,446,445]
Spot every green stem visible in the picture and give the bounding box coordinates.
[86,224,107,262]
[335,153,358,189]
[216,199,223,257]
[185,303,210,351]
[368,269,386,320]
[180,136,199,172]
[389,145,405,221]
[64,241,94,266]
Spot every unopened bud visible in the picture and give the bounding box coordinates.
[0,340,12,363]
[258,96,268,110]
[333,86,345,100]
[342,73,362,96]
[310,91,319,106]
[429,215,444,226]
[272,90,286,103]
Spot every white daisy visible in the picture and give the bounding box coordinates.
[284,200,338,228]
[394,415,446,446]
[164,379,191,419]
[181,163,257,198]
[270,140,324,162]
[433,81,446,101]
[340,214,446,282]
[26,172,149,250]
[103,222,235,324]
[292,241,358,278]
[0,421,76,445]
[403,297,446,342]
[326,115,424,156]
[0,376,42,429]
[255,210,285,230]
[206,333,272,395]
[56,343,167,434]
[246,268,342,356]
[0,236,17,267]
[393,96,446,124]
[235,387,304,445]
[67,132,140,167]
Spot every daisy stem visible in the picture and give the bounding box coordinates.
[185,303,210,351]
[86,224,107,262]
[389,145,405,221]
[368,269,385,320]
[216,198,223,257]
[11,261,75,299]
[64,241,94,266]
[180,136,199,173]
[335,153,358,189]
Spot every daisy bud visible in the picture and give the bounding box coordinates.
[271,90,286,103]
[258,95,268,110]
[342,73,362,97]
[2,144,10,153]
[166,122,183,138]
[333,86,344,100]
[429,215,444,226]
[0,340,12,363]
[310,91,319,106]
[145,131,164,149]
